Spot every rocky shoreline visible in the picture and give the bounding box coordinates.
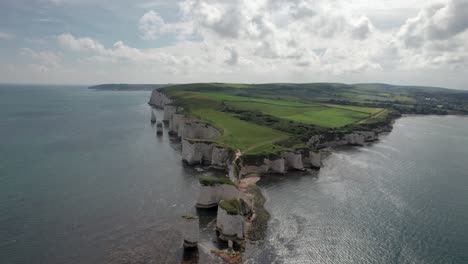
[148,89,394,262]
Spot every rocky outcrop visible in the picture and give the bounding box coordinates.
[281,152,304,170]
[309,130,380,149]
[182,216,199,248]
[196,184,240,208]
[264,158,286,174]
[238,149,327,177]
[309,151,322,168]
[216,204,244,241]
[344,133,366,146]
[149,90,172,108]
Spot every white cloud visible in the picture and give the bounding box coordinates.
[19,48,63,72]
[351,16,374,40]
[58,33,105,52]
[6,0,467,88]
[0,32,14,40]
[138,10,193,40]
[224,46,239,65]
[395,0,468,69]
[56,33,203,70]
[138,10,167,40]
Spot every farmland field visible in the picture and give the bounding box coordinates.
[161,82,468,154]
[199,92,381,128]
[166,87,388,153]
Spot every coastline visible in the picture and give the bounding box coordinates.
[148,89,400,262]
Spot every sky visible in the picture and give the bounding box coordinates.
[0,0,467,89]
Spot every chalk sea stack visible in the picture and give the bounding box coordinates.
[156,122,163,135]
[182,214,199,249]
[216,199,245,241]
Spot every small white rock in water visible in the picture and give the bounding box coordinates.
[195,167,204,172]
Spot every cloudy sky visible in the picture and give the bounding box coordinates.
[0,0,467,89]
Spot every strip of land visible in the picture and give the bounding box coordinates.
[161,82,468,155]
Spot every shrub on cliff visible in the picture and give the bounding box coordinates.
[199,176,234,186]
[219,199,241,215]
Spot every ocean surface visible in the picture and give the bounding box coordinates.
[0,85,222,264]
[249,115,468,264]
[1,85,468,264]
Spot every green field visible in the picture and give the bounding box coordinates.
[172,91,289,154]
[162,82,468,154]
[200,92,380,128]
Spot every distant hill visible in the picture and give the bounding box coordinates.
[89,84,175,91]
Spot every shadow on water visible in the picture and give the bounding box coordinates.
[182,248,199,264]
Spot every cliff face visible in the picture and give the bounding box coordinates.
[149,89,173,108]
[238,151,324,177]
[181,139,214,164]
[168,114,221,140]
[216,206,244,241]
[309,130,380,149]
[281,152,304,170]
[163,105,177,121]
[309,151,323,168]
[211,146,233,169]
[196,184,240,208]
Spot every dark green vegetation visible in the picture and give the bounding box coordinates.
[219,199,241,215]
[90,83,174,91]
[162,83,468,155]
[199,176,234,186]
[246,184,270,241]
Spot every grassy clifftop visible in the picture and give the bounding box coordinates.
[162,83,468,155]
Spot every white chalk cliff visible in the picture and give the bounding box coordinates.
[149,89,173,108]
[196,184,240,208]
[216,205,244,241]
